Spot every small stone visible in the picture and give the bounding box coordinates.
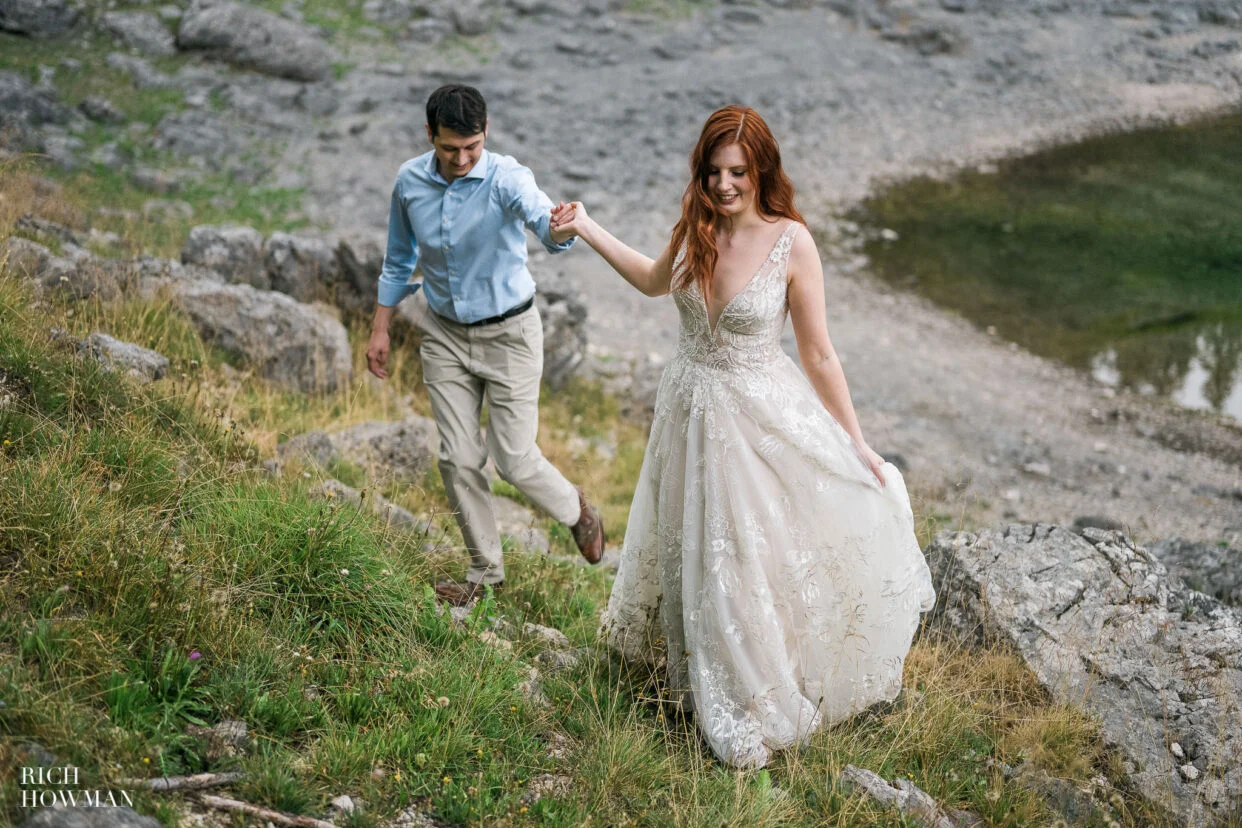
[329,794,355,814]
[479,630,513,652]
[1171,742,1185,760]
[1179,763,1200,781]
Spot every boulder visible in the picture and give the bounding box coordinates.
[177,0,335,82]
[325,415,439,485]
[100,11,177,56]
[3,236,53,281]
[452,0,496,35]
[104,53,175,89]
[279,417,439,485]
[492,492,550,554]
[16,213,81,247]
[534,278,588,391]
[0,0,79,38]
[181,224,267,288]
[79,96,125,123]
[0,70,70,151]
[1198,0,1242,26]
[839,765,982,828]
[170,279,352,393]
[308,478,431,533]
[264,232,340,303]
[928,524,1242,824]
[20,807,161,828]
[37,255,122,302]
[277,430,337,467]
[78,332,170,383]
[1149,537,1242,607]
[334,231,384,314]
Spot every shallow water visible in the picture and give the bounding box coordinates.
[857,113,1242,420]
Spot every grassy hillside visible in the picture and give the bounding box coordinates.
[0,161,1161,827]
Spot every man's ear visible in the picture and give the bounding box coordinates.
[484,119,489,139]
[425,123,435,144]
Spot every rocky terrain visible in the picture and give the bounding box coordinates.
[4,0,1241,552]
[930,524,1242,823]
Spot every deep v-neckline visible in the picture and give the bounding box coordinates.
[703,221,795,336]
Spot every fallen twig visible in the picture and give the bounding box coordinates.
[195,793,337,828]
[119,771,246,792]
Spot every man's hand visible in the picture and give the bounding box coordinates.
[550,200,588,239]
[366,328,391,379]
[549,200,579,244]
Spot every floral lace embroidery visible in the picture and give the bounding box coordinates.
[602,220,937,769]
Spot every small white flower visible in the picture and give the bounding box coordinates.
[340,568,349,575]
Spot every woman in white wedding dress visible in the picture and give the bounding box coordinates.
[550,105,936,769]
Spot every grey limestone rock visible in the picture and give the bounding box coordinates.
[78,332,170,383]
[4,236,53,281]
[151,110,250,164]
[177,0,335,82]
[264,232,340,302]
[491,492,550,554]
[101,11,177,56]
[0,0,79,38]
[182,224,267,288]
[278,430,337,467]
[308,478,431,532]
[325,415,439,485]
[0,70,71,151]
[1150,537,1242,607]
[334,231,385,314]
[169,278,352,393]
[79,96,125,123]
[839,765,983,828]
[928,524,1242,823]
[533,270,588,390]
[451,0,497,35]
[104,53,175,89]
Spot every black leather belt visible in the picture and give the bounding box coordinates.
[461,296,534,327]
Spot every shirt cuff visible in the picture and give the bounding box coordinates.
[377,279,422,307]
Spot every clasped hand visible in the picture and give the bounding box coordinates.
[550,201,587,237]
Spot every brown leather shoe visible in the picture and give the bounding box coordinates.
[570,487,604,565]
[434,580,502,607]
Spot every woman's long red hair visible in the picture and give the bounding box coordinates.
[670,106,804,298]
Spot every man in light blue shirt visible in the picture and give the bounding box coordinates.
[366,84,604,606]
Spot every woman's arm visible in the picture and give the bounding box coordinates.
[551,201,674,297]
[786,224,887,486]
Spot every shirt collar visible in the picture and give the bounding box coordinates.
[425,149,491,184]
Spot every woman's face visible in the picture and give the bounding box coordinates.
[706,143,755,218]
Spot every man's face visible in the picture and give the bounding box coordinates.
[428,123,487,182]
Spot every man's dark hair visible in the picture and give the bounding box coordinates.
[426,85,487,138]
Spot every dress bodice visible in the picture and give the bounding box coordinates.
[671,221,799,372]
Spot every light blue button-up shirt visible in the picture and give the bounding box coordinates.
[376,148,574,321]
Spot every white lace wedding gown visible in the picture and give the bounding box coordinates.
[601,221,937,768]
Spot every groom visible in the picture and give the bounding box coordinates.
[365,84,604,606]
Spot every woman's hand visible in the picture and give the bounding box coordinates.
[550,200,589,237]
[854,440,887,487]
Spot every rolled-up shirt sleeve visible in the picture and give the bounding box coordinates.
[377,181,422,307]
[502,165,575,254]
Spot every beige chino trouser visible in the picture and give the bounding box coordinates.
[414,293,580,585]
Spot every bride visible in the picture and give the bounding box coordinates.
[550,105,936,769]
